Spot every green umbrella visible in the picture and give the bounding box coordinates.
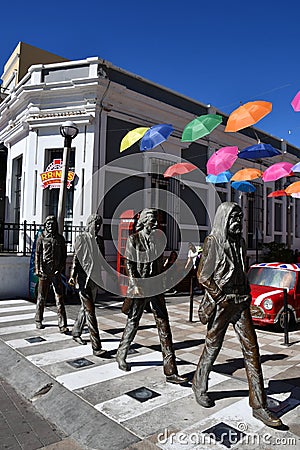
[181,114,223,142]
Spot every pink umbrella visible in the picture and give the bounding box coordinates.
[163,162,197,178]
[262,162,294,182]
[291,91,300,112]
[206,146,238,175]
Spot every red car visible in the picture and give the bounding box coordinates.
[248,262,300,331]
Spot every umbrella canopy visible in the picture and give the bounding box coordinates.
[120,127,150,152]
[206,146,238,175]
[231,181,256,193]
[206,170,233,184]
[267,190,289,198]
[181,114,222,142]
[163,162,197,178]
[285,181,300,195]
[140,124,174,151]
[225,101,272,132]
[291,162,300,173]
[231,168,262,181]
[291,91,300,112]
[238,143,281,160]
[290,193,300,198]
[262,162,293,182]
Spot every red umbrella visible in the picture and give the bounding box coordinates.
[163,162,197,178]
[225,101,272,132]
[206,146,238,175]
[262,162,293,182]
[267,190,289,198]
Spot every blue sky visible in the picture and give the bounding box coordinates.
[2,0,300,147]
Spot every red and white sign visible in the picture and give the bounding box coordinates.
[40,159,75,190]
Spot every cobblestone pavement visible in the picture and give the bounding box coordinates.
[0,292,300,449]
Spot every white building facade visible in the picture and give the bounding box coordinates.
[1,54,300,264]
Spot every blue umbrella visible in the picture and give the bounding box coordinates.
[291,162,300,173]
[231,181,256,192]
[140,124,174,151]
[206,170,233,184]
[238,143,281,159]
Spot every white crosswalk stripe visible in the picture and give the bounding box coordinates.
[0,320,60,335]
[0,305,37,313]
[56,351,164,390]
[0,311,56,323]
[6,331,74,349]
[0,299,30,305]
[95,371,227,423]
[27,337,119,367]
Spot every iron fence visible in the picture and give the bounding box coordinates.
[0,221,84,255]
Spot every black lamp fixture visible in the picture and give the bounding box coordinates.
[60,121,79,147]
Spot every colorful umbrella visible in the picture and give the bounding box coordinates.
[291,162,300,173]
[206,170,233,184]
[262,162,293,182]
[120,127,150,152]
[238,143,281,160]
[267,190,289,198]
[291,91,300,112]
[290,193,300,198]
[181,114,222,142]
[163,162,197,178]
[231,181,256,193]
[140,124,174,151]
[231,168,262,182]
[206,146,238,175]
[285,181,300,195]
[225,101,272,132]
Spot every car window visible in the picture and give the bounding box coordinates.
[248,267,296,289]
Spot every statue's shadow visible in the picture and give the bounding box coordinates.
[213,353,288,376]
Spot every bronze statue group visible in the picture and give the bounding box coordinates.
[34,204,283,429]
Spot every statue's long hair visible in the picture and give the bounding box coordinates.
[135,208,157,231]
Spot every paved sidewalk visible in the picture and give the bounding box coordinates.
[0,293,300,449]
[0,376,84,450]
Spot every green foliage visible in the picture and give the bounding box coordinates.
[262,241,294,263]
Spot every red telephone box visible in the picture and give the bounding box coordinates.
[117,210,135,296]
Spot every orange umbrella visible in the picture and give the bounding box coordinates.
[231,168,262,181]
[285,181,300,195]
[225,101,272,132]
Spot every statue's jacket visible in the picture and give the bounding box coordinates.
[35,232,66,277]
[198,202,251,307]
[125,230,165,298]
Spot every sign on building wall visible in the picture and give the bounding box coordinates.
[40,159,75,189]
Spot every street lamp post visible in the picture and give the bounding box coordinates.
[57,121,78,234]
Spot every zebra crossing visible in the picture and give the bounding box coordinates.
[0,298,300,449]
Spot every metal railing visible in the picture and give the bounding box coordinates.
[0,221,84,255]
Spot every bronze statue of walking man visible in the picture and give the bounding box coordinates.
[193,202,283,428]
[69,214,108,357]
[34,215,68,333]
[116,208,187,384]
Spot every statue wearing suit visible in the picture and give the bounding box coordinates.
[116,208,187,384]
[69,214,107,357]
[34,215,68,333]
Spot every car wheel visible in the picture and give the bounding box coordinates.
[276,309,294,331]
